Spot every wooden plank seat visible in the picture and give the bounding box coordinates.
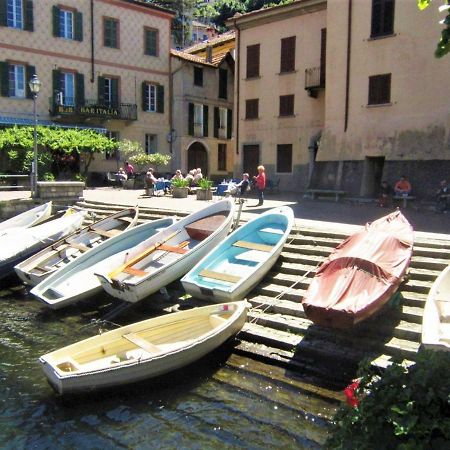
[67,241,90,252]
[122,332,161,353]
[233,240,273,252]
[259,227,284,235]
[118,216,134,223]
[199,269,241,283]
[89,227,118,238]
[306,189,346,202]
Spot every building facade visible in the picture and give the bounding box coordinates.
[228,0,450,198]
[0,0,174,178]
[170,32,235,180]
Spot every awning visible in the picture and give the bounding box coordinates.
[0,116,107,133]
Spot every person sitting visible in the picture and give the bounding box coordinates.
[145,167,157,196]
[185,169,195,186]
[115,168,127,188]
[193,168,203,186]
[171,170,184,181]
[378,180,393,207]
[394,175,412,197]
[436,179,449,213]
[227,173,250,202]
[124,161,135,179]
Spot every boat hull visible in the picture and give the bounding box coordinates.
[0,201,52,235]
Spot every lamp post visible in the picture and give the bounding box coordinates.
[28,74,41,198]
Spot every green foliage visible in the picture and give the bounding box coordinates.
[171,177,190,188]
[326,351,450,450]
[118,139,171,172]
[418,0,450,58]
[43,172,55,181]
[198,177,213,190]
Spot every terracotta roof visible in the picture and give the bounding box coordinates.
[170,49,216,67]
[120,0,176,16]
[182,31,235,55]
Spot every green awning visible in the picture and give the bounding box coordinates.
[0,116,107,133]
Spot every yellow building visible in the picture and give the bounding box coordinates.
[0,0,174,179]
[228,0,450,198]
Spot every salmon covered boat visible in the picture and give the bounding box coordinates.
[39,301,248,395]
[302,210,414,329]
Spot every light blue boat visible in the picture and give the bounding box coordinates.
[181,206,294,302]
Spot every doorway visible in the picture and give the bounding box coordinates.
[360,156,385,197]
[243,144,260,177]
[187,142,208,176]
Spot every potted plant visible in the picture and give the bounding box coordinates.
[171,177,190,198]
[196,178,214,201]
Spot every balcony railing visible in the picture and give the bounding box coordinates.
[49,97,137,121]
[304,67,326,97]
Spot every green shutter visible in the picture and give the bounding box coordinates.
[156,84,164,113]
[97,76,105,104]
[74,11,83,41]
[203,105,208,137]
[76,73,84,106]
[25,65,36,99]
[0,0,7,27]
[227,109,232,139]
[142,82,148,111]
[188,103,194,136]
[111,78,118,107]
[213,107,219,138]
[0,61,9,97]
[52,69,61,99]
[52,5,60,37]
[24,0,33,31]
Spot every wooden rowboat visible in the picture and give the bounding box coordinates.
[31,217,175,309]
[302,210,414,329]
[0,208,87,280]
[422,265,450,351]
[39,301,248,395]
[96,199,235,304]
[15,207,139,286]
[0,201,52,236]
[181,206,294,302]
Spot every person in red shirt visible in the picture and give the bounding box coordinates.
[253,165,266,206]
[124,161,135,179]
[394,175,412,196]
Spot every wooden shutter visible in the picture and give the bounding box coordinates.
[52,69,61,97]
[156,84,164,113]
[203,105,208,137]
[0,0,6,27]
[74,11,83,41]
[97,76,105,104]
[52,5,60,37]
[246,44,260,78]
[76,73,85,106]
[227,109,232,139]
[213,107,219,138]
[111,78,118,107]
[25,65,36,99]
[141,82,148,111]
[0,61,9,97]
[280,36,296,73]
[24,0,33,31]
[188,103,194,136]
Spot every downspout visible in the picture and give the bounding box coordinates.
[234,21,240,157]
[90,0,95,83]
[344,0,352,132]
[169,17,173,157]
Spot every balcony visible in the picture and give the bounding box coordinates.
[49,97,138,122]
[304,67,326,98]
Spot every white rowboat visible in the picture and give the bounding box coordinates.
[15,207,139,286]
[0,201,52,235]
[422,265,450,351]
[96,199,235,304]
[181,206,294,302]
[39,301,248,395]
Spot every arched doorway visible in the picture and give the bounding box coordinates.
[187,142,208,176]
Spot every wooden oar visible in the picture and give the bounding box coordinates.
[108,230,181,280]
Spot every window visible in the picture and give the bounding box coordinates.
[105,131,119,160]
[144,28,158,56]
[218,68,227,99]
[194,104,203,128]
[279,94,294,116]
[280,36,296,73]
[145,134,157,155]
[60,72,75,106]
[371,0,395,38]
[104,17,119,48]
[7,0,22,29]
[218,143,227,171]
[194,66,203,87]
[188,103,208,137]
[245,99,259,120]
[53,6,82,41]
[277,144,292,173]
[214,107,232,139]
[8,63,25,97]
[368,74,391,105]
[98,76,119,107]
[193,32,197,41]
[246,44,260,78]
[142,82,164,113]
[1,0,33,31]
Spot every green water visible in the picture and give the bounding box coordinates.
[0,279,336,449]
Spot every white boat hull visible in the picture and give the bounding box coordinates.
[39,301,248,395]
[0,201,52,235]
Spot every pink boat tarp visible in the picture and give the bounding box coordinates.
[302,210,414,329]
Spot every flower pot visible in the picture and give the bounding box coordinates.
[172,186,189,198]
[196,189,213,201]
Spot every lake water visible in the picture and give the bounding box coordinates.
[0,277,336,449]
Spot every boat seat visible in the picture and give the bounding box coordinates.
[233,240,273,252]
[209,313,228,327]
[437,300,450,322]
[122,332,161,353]
[89,227,117,238]
[259,227,284,235]
[67,241,90,252]
[56,357,80,372]
[199,269,241,283]
[118,216,134,223]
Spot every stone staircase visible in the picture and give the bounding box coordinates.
[75,199,450,396]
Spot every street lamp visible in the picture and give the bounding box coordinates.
[28,74,41,198]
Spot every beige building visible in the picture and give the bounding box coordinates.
[170,32,235,180]
[228,0,450,198]
[0,0,174,180]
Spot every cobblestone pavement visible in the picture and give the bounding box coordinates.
[2,188,449,238]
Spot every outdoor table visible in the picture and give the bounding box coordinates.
[216,183,231,196]
[155,180,171,191]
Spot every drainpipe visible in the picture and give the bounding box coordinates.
[90,0,95,83]
[233,21,240,161]
[344,0,352,132]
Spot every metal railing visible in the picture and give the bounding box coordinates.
[304,67,326,90]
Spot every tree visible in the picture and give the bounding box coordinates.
[418,0,450,57]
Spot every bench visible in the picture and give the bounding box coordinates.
[393,195,416,209]
[306,189,346,202]
[0,174,30,190]
[0,185,26,190]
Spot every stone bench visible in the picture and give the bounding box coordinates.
[0,174,30,189]
[306,189,347,202]
[393,195,416,209]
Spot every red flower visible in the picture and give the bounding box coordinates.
[344,380,360,408]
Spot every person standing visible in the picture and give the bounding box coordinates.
[145,167,157,196]
[124,161,135,179]
[253,165,266,206]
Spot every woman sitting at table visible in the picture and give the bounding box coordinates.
[193,168,203,186]
[145,167,157,196]
[171,170,184,181]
